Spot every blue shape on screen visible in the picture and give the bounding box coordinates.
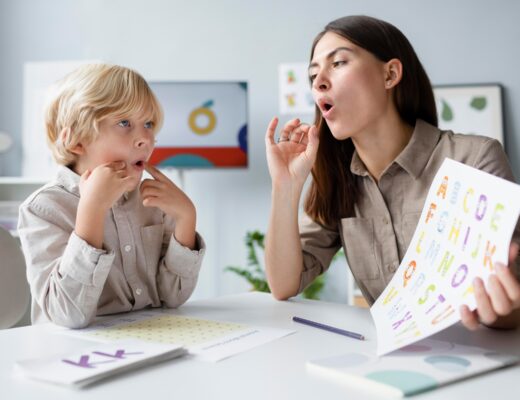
[238,124,247,153]
[239,82,248,91]
[158,155,214,168]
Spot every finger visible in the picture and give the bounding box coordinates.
[280,118,300,141]
[265,117,279,146]
[304,125,320,160]
[473,277,497,325]
[140,178,166,190]
[144,162,168,182]
[290,123,310,144]
[140,186,163,198]
[142,196,160,208]
[80,169,91,184]
[495,263,520,307]
[108,161,126,171]
[459,305,480,330]
[509,242,520,264]
[487,273,513,316]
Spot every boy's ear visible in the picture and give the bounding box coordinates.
[60,127,84,155]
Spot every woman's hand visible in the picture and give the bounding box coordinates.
[265,117,319,189]
[140,163,196,249]
[460,242,520,329]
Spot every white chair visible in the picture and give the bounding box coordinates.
[0,226,30,328]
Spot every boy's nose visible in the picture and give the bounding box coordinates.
[135,133,154,148]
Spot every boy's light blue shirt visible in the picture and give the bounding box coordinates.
[18,165,205,328]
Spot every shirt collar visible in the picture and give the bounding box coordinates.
[350,119,440,179]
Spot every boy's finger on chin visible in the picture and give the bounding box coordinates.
[109,160,126,170]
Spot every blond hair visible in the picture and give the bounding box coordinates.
[45,63,163,166]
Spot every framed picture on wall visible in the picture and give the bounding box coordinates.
[433,84,504,145]
[148,81,248,169]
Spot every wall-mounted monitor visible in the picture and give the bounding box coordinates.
[148,81,248,169]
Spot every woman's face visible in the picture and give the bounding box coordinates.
[309,31,391,140]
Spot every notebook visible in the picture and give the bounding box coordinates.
[306,339,518,397]
[14,339,187,388]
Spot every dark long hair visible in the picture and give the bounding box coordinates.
[304,15,437,227]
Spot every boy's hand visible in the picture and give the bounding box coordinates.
[79,161,137,211]
[76,161,137,248]
[140,163,196,249]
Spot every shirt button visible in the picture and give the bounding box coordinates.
[135,288,142,296]
[387,263,397,273]
[124,245,132,252]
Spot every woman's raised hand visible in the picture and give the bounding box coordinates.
[265,117,319,189]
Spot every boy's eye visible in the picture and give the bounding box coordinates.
[118,120,130,128]
[144,121,154,129]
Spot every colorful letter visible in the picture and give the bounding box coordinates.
[475,194,488,221]
[403,261,417,287]
[490,203,505,231]
[425,203,437,224]
[437,176,448,199]
[483,240,496,270]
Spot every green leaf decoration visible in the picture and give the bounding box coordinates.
[225,230,337,300]
[441,99,453,122]
[470,96,487,111]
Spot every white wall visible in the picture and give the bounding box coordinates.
[1,0,520,301]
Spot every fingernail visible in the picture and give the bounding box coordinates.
[473,277,483,288]
[495,263,507,272]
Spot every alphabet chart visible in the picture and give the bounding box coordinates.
[371,158,520,355]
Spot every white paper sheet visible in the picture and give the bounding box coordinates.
[49,308,294,362]
[371,158,520,355]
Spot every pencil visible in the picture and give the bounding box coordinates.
[292,316,365,340]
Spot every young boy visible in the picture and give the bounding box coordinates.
[18,64,205,328]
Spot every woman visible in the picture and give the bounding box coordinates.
[264,15,520,330]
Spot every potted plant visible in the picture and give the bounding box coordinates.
[225,230,325,300]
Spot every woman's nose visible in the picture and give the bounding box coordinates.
[313,73,330,92]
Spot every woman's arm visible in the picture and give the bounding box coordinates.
[264,117,319,300]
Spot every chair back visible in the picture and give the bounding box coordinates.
[0,226,30,329]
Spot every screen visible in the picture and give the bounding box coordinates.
[148,81,248,168]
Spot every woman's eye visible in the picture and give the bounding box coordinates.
[309,74,317,82]
[332,60,346,68]
[144,121,154,129]
[118,120,130,128]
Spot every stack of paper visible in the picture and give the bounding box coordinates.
[15,339,186,388]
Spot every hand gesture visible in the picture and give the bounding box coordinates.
[265,117,319,188]
[79,161,137,211]
[140,163,196,248]
[460,242,520,329]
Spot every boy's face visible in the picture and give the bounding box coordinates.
[74,113,156,187]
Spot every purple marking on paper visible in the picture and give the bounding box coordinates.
[92,349,144,359]
[61,355,115,369]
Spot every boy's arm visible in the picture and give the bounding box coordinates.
[156,217,205,308]
[18,200,114,328]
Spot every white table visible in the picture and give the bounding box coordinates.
[2,292,519,399]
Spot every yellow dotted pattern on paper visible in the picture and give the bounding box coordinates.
[86,315,246,346]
